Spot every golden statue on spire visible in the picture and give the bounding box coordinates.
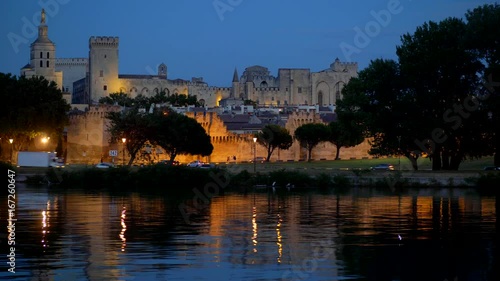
[41,9,46,24]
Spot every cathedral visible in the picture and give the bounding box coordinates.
[20,10,370,164]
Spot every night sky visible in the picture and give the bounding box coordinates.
[1,0,497,86]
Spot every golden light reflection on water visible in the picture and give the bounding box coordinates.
[252,206,258,253]
[119,206,127,252]
[276,213,283,264]
[41,200,50,250]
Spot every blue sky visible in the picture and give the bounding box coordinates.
[1,0,497,86]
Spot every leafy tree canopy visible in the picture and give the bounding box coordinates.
[107,104,213,165]
[0,73,70,151]
[294,123,330,161]
[166,93,199,107]
[255,124,293,162]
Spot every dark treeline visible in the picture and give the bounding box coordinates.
[337,4,500,170]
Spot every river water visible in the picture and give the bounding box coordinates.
[1,184,498,281]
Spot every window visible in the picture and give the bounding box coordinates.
[40,60,43,67]
[46,60,49,67]
[47,52,49,58]
[40,52,43,58]
[99,70,103,77]
[298,87,302,93]
[285,87,288,91]
[103,85,107,91]
[318,91,323,105]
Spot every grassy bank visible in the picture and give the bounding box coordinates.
[9,156,500,193]
[16,165,500,195]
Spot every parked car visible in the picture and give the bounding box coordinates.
[95,162,115,169]
[371,164,395,171]
[199,163,216,169]
[250,157,266,163]
[483,166,500,171]
[187,160,203,167]
[50,158,65,168]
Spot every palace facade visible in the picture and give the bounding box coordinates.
[19,10,370,164]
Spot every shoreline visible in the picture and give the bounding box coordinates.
[14,165,498,189]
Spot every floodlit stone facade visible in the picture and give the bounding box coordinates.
[19,10,369,164]
[20,9,63,90]
[66,106,371,165]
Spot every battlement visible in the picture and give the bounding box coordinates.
[330,58,358,72]
[69,104,120,120]
[178,82,231,91]
[55,58,88,66]
[89,36,119,48]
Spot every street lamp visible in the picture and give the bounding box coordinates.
[253,137,257,173]
[9,139,13,164]
[121,138,126,166]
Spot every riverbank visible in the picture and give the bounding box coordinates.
[12,163,500,192]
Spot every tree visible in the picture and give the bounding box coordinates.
[150,109,213,162]
[0,73,70,153]
[337,59,424,170]
[99,91,169,109]
[99,92,134,107]
[166,93,199,107]
[107,101,213,165]
[328,119,364,160]
[397,18,485,170]
[466,3,500,166]
[294,123,330,161]
[107,109,152,165]
[255,124,293,162]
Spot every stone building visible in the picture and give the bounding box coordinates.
[65,105,370,165]
[55,58,87,94]
[20,9,63,90]
[19,10,368,164]
[78,35,357,108]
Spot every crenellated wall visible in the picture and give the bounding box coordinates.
[66,105,121,164]
[65,106,371,165]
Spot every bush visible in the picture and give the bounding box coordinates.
[230,170,253,188]
[468,172,500,192]
[59,165,222,193]
[268,169,312,188]
[332,174,350,187]
[0,161,15,171]
[315,173,332,189]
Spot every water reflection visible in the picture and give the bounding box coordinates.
[0,185,497,280]
[119,206,127,252]
[251,206,257,252]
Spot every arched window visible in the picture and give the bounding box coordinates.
[46,60,49,67]
[47,52,49,58]
[318,91,323,106]
[259,81,268,88]
[40,60,43,67]
[40,52,43,58]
